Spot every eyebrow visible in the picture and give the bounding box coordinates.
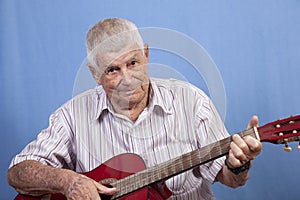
[105,52,140,68]
[127,52,139,61]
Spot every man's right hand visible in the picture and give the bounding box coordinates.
[62,171,117,200]
[8,160,117,200]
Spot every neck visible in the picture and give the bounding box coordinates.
[117,102,147,122]
[112,90,150,122]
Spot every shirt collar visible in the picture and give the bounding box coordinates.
[148,78,172,115]
[94,85,111,120]
[94,79,172,120]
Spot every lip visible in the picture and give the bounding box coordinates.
[116,85,141,94]
[118,89,139,96]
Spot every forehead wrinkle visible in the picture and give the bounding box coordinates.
[96,44,142,66]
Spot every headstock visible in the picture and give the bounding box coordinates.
[257,115,300,152]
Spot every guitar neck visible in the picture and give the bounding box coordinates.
[15,115,300,200]
[111,127,259,199]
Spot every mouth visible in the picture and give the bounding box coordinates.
[109,81,149,99]
[115,84,144,95]
[117,89,140,96]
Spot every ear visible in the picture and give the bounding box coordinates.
[87,63,102,85]
[144,43,149,59]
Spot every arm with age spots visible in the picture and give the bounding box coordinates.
[215,116,262,188]
[8,160,117,200]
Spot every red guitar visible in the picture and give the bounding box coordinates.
[15,115,300,200]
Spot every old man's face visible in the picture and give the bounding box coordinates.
[96,44,150,111]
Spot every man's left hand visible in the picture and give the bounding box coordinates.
[226,116,262,170]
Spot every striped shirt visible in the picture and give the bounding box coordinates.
[10,78,229,199]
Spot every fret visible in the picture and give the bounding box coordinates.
[15,116,300,200]
[187,151,196,168]
[112,127,257,199]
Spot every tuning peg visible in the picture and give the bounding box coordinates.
[283,139,292,152]
[283,145,292,152]
[276,124,281,128]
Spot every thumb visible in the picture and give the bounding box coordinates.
[94,181,117,196]
[247,115,259,129]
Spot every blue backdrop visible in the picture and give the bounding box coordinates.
[1,1,300,199]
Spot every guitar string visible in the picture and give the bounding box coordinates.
[112,128,256,198]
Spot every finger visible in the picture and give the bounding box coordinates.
[230,138,249,164]
[227,149,243,168]
[232,134,251,158]
[247,115,259,129]
[94,181,117,196]
[71,175,107,200]
[244,136,262,158]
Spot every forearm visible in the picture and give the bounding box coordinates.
[215,161,251,188]
[7,160,73,196]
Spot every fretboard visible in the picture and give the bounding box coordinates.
[110,127,258,199]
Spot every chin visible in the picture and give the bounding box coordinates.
[119,95,145,107]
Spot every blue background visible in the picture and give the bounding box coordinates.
[1,0,300,199]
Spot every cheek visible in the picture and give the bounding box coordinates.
[133,67,149,80]
[100,75,119,87]
[141,71,150,84]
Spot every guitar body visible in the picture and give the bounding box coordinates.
[15,153,172,200]
[14,115,300,200]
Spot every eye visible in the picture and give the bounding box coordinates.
[130,61,137,66]
[107,68,115,73]
[105,66,119,74]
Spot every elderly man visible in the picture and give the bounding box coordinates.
[8,18,262,199]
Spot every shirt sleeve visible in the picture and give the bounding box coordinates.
[9,105,76,170]
[194,93,229,184]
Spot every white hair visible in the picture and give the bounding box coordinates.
[86,18,144,71]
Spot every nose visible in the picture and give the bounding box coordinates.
[120,67,133,86]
